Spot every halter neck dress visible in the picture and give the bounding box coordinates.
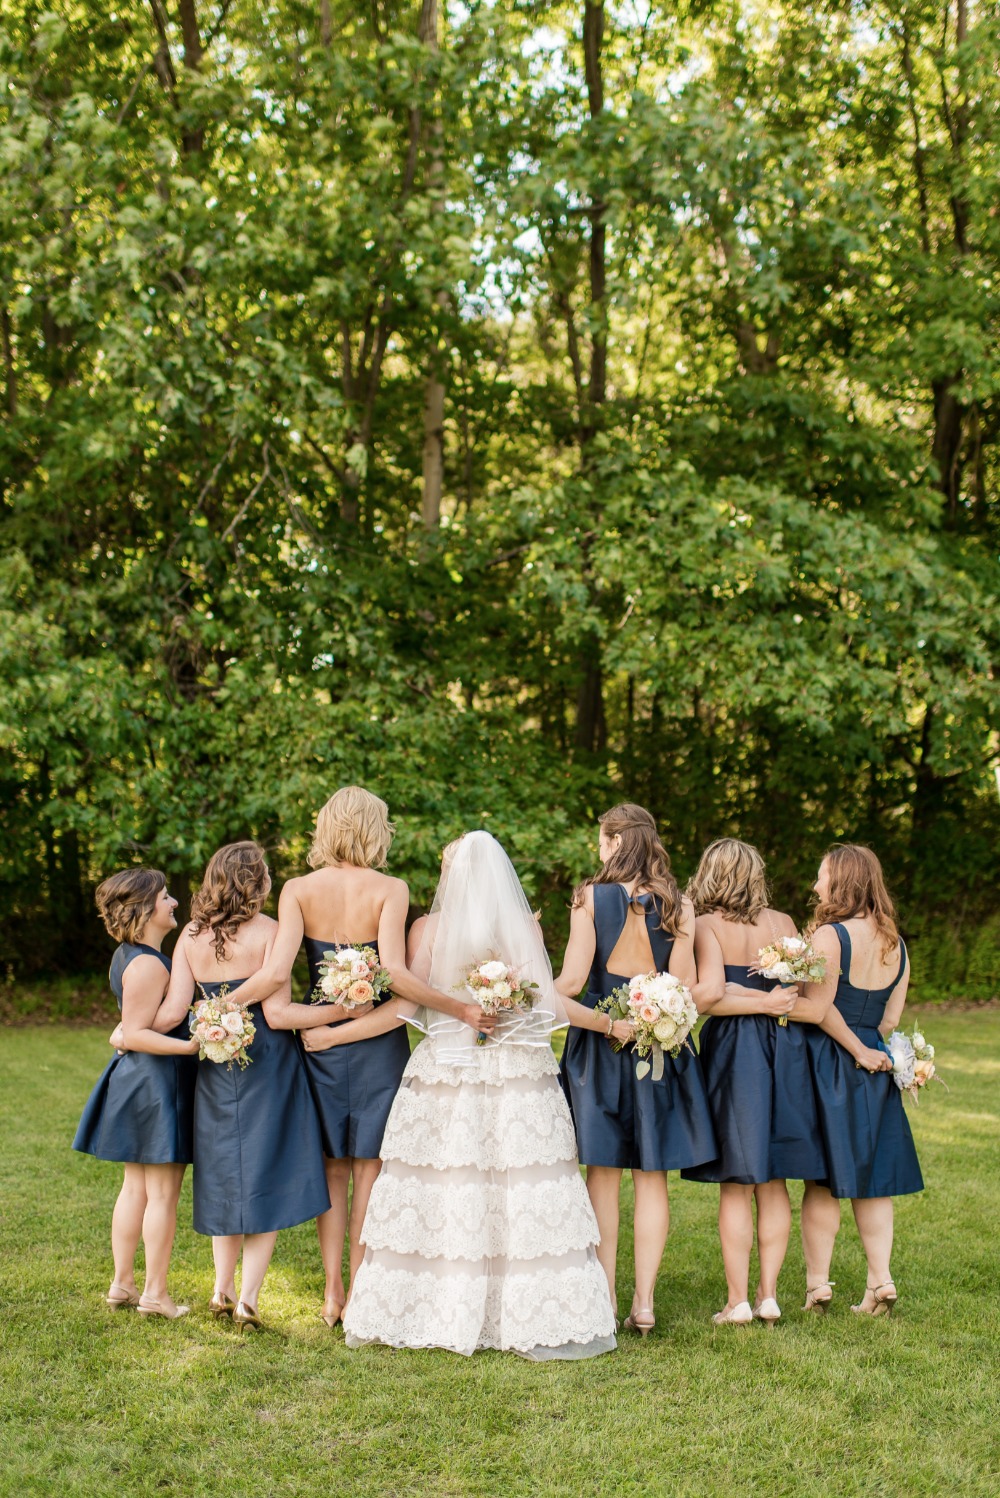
[192,976,330,1235]
[683,957,826,1185]
[805,925,923,1199]
[301,936,410,1160]
[560,885,716,1172]
[73,943,196,1165]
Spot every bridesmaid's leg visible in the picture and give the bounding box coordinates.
[800,1181,842,1297]
[139,1163,185,1302]
[110,1164,147,1296]
[850,1196,894,1306]
[316,1156,351,1316]
[347,1158,382,1295]
[631,1168,669,1316]
[753,1180,791,1304]
[585,1166,623,1314]
[718,1183,754,1309]
[212,1234,242,1304]
[238,1231,279,1313]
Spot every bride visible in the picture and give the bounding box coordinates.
[302,831,617,1358]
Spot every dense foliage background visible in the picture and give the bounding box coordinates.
[3,1,999,995]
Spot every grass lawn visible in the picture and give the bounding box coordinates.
[2,1011,998,1498]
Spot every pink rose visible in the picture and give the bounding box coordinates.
[351,960,370,980]
[638,1003,660,1025]
[346,980,374,1006]
[204,1025,227,1043]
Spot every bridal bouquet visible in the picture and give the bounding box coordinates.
[884,1026,944,1103]
[313,945,390,1010]
[598,971,698,1081]
[750,934,827,1025]
[190,986,255,1069]
[460,958,538,1044]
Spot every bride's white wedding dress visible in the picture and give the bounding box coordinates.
[342,834,616,1359]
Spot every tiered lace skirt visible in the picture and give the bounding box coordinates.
[343,1038,617,1359]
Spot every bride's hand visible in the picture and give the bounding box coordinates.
[302,1025,340,1053]
[610,1019,634,1045]
[460,1004,497,1034]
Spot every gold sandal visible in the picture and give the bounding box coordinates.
[851,1280,897,1317]
[209,1293,236,1319]
[803,1281,835,1313]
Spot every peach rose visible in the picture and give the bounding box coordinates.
[638,1003,660,1025]
[913,1058,935,1084]
[347,980,374,1006]
[204,1025,227,1043]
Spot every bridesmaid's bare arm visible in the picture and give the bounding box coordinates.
[121,956,199,1057]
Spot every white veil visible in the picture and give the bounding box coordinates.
[403,831,567,1065]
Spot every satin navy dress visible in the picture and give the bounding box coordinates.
[192,977,330,1235]
[682,966,826,1185]
[560,885,716,1172]
[73,943,196,1165]
[301,937,410,1160]
[805,926,923,1199]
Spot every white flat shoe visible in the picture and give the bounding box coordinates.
[753,1297,781,1325]
[712,1300,753,1325]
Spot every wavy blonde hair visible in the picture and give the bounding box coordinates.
[308,786,395,870]
[574,802,684,936]
[95,867,166,945]
[190,842,271,961]
[687,839,770,923]
[810,844,899,958]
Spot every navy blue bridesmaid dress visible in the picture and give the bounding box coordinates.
[73,943,196,1165]
[805,925,924,1199]
[192,978,330,1235]
[560,885,716,1172]
[682,966,826,1185]
[300,936,410,1160]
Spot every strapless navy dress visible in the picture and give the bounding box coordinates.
[805,926,923,1199]
[73,943,196,1165]
[560,885,716,1172]
[192,977,330,1235]
[301,936,410,1160]
[682,966,826,1185]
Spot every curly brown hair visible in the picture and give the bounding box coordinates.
[687,839,770,923]
[190,842,271,961]
[95,867,166,945]
[574,803,684,936]
[810,844,899,959]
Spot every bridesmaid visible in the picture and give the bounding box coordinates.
[233,792,495,1325]
[555,803,716,1335]
[793,845,923,1316]
[166,841,333,1330]
[73,868,199,1319]
[681,839,826,1325]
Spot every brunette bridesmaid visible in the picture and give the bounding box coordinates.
[792,845,923,1316]
[166,842,333,1330]
[681,839,826,1325]
[73,869,199,1319]
[556,803,716,1335]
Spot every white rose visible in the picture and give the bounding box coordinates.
[772,961,795,982]
[320,974,341,997]
[653,1017,678,1043]
[351,960,369,980]
[221,1011,245,1035]
[912,1032,925,1050]
[480,960,508,982]
[924,1044,934,1059]
[339,948,361,963]
[785,937,806,954]
[494,980,512,1000]
[665,992,686,1020]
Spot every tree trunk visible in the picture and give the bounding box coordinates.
[420,0,446,527]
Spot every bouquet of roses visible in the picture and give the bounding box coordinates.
[883,1026,945,1103]
[459,958,538,1044]
[312,945,391,1011]
[597,970,698,1081]
[750,934,827,1026]
[190,985,256,1069]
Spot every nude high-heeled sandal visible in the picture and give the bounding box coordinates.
[803,1282,835,1313]
[851,1280,897,1317]
[105,1285,140,1310]
[137,1295,190,1320]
